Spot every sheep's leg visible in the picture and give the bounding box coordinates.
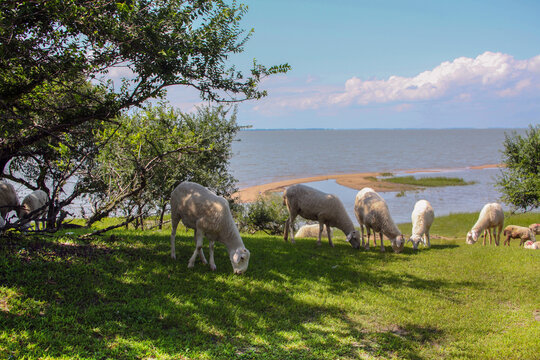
[317,222,324,246]
[482,230,486,246]
[326,223,334,248]
[289,214,297,244]
[283,217,290,241]
[188,228,205,268]
[170,212,181,260]
[379,232,385,252]
[488,228,493,245]
[209,239,216,271]
[197,230,208,265]
[360,224,366,248]
[366,227,372,247]
[495,225,502,246]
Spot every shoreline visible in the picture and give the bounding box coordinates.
[232,163,502,203]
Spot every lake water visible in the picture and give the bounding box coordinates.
[230,129,525,224]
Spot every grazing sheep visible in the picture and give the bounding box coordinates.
[18,190,48,230]
[466,203,504,245]
[0,182,20,227]
[295,223,333,238]
[529,223,540,235]
[283,184,360,249]
[523,240,540,249]
[409,200,434,250]
[502,225,536,246]
[354,187,405,253]
[170,182,250,274]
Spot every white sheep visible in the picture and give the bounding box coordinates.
[466,203,504,245]
[295,223,333,238]
[523,240,540,249]
[170,182,250,274]
[529,223,540,235]
[502,225,536,246]
[0,182,20,228]
[18,190,48,230]
[354,187,405,253]
[283,184,361,249]
[408,200,434,250]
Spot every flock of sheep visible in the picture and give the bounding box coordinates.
[169,181,539,274]
[0,182,48,231]
[2,180,539,274]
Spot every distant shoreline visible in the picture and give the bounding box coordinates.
[233,164,502,203]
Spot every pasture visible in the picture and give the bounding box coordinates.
[1,212,539,359]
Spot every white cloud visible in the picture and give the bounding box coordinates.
[254,52,540,113]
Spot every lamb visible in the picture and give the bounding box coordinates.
[295,223,333,238]
[170,182,250,274]
[523,240,540,249]
[354,187,405,253]
[0,182,20,228]
[529,223,540,235]
[466,203,504,245]
[502,225,536,246]
[282,184,361,249]
[18,190,48,230]
[408,200,434,250]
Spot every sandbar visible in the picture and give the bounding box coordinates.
[233,163,502,203]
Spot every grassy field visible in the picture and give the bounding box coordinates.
[1,212,539,359]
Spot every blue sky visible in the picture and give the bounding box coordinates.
[166,0,540,129]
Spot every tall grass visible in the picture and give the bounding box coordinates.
[1,212,539,359]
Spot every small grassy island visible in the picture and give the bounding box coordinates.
[383,175,476,187]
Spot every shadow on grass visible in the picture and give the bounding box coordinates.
[0,232,468,359]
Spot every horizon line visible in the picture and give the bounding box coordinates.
[240,127,529,131]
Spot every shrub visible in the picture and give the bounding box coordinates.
[236,193,289,235]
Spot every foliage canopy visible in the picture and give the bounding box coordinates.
[496,124,540,211]
[0,0,289,172]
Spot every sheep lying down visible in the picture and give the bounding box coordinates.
[294,223,333,238]
[523,241,540,250]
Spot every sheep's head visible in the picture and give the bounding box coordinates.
[230,247,250,275]
[391,234,405,253]
[347,230,361,249]
[408,235,423,250]
[466,230,478,244]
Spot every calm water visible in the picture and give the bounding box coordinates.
[230,129,525,224]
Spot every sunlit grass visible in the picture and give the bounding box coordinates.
[1,212,539,359]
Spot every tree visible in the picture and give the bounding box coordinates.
[2,79,108,229]
[85,103,241,229]
[0,0,289,173]
[496,125,540,212]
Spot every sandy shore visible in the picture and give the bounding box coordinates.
[233,164,502,203]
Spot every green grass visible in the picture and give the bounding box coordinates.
[384,176,476,187]
[1,212,539,359]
